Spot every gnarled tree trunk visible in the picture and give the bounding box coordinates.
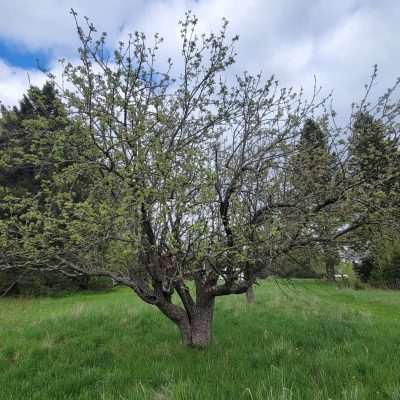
[177,301,215,348]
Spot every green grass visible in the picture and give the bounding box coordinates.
[1,280,400,400]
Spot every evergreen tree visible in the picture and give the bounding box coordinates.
[350,112,398,185]
[349,112,400,288]
[290,118,341,280]
[0,83,110,295]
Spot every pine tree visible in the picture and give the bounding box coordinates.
[350,112,400,288]
[350,112,398,188]
[0,82,108,295]
[291,118,340,281]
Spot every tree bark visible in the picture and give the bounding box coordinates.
[178,318,193,346]
[190,304,214,347]
[325,256,336,282]
[245,286,255,304]
[177,301,215,348]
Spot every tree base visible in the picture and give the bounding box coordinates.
[179,304,214,348]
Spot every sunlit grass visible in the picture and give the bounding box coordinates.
[0,280,399,399]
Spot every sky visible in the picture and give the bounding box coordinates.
[0,0,399,118]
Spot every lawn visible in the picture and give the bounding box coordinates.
[0,280,399,400]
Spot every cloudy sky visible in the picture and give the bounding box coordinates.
[0,0,399,118]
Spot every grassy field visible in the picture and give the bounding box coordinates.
[0,280,399,400]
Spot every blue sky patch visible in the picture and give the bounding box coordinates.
[0,39,50,70]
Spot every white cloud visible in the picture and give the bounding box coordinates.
[0,0,399,113]
[0,0,145,54]
[0,60,47,106]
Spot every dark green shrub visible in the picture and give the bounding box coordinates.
[353,238,400,290]
[0,270,113,297]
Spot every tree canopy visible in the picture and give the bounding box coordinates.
[1,11,400,347]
